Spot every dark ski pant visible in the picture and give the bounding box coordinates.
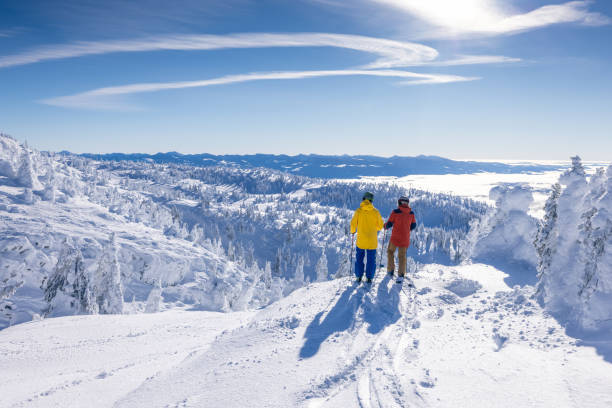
[387,242,408,277]
[355,246,376,280]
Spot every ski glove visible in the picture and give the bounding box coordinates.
[410,222,416,231]
[384,221,394,229]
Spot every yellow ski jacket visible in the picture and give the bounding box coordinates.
[350,200,384,250]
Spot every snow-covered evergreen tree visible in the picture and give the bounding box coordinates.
[270,277,284,302]
[534,183,561,303]
[534,158,612,332]
[294,256,305,285]
[538,156,589,316]
[17,147,41,189]
[574,165,612,330]
[44,239,96,316]
[315,249,328,282]
[43,168,56,202]
[93,233,124,314]
[145,278,162,313]
[263,261,272,289]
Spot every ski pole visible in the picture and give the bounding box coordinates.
[349,233,355,277]
[378,228,387,269]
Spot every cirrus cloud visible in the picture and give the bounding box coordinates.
[40,69,479,111]
[3,32,521,111]
[0,32,523,70]
[0,32,440,69]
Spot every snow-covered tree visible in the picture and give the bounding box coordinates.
[538,157,589,316]
[43,169,56,202]
[93,233,124,314]
[574,165,612,330]
[17,147,41,189]
[463,184,538,271]
[535,158,612,332]
[535,183,561,303]
[263,261,272,289]
[294,256,305,284]
[144,278,162,313]
[270,277,284,302]
[44,239,96,316]
[315,248,328,282]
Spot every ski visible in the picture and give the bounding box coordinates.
[396,276,415,288]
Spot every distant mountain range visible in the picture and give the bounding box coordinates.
[77,152,562,179]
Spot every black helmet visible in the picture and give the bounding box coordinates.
[398,196,409,206]
[362,192,374,202]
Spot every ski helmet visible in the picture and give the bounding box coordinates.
[362,192,374,202]
[398,196,409,206]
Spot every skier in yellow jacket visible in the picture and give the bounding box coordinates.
[350,192,384,283]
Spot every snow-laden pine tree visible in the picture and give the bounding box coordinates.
[270,276,284,302]
[43,159,56,203]
[534,158,612,332]
[227,241,235,261]
[263,261,272,289]
[16,146,41,189]
[574,165,612,330]
[534,183,561,303]
[144,278,162,313]
[294,256,305,285]
[93,233,124,314]
[233,265,259,310]
[44,238,96,316]
[315,249,328,282]
[538,156,590,317]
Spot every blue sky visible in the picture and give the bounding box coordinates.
[1,0,611,160]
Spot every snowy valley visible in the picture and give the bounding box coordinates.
[1,133,611,407]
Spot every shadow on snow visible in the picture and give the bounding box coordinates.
[363,275,402,334]
[555,318,612,364]
[299,275,402,359]
[473,255,538,287]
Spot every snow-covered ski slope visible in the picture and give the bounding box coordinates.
[2,263,611,408]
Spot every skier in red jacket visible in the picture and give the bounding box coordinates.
[384,196,416,284]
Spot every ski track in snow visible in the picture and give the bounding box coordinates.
[2,263,612,408]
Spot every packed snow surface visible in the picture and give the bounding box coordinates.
[2,263,611,408]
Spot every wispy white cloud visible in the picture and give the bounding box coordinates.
[367,0,610,37]
[0,28,20,38]
[41,69,478,110]
[6,32,517,111]
[0,32,439,69]
[427,55,523,66]
[0,32,522,70]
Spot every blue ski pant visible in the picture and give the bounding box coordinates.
[355,246,377,280]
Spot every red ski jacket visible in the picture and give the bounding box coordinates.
[385,204,416,248]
